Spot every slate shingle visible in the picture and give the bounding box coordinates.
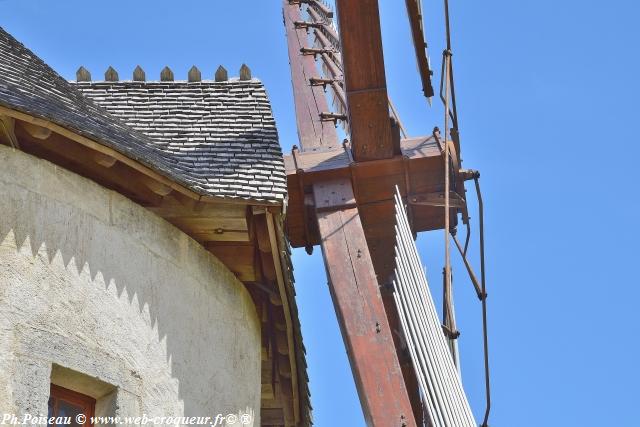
[0,26,286,203]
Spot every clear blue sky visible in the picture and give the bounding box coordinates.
[3,0,639,425]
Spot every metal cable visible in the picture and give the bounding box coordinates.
[441,0,492,421]
[441,0,459,130]
[442,43,460,372]
[450,173,492,427]
[475,175,491,427]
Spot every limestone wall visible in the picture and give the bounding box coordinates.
[0,145,260,423]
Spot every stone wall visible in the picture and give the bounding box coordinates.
[0,145,260,424]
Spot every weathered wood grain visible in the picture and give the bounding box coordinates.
[314,179,417,427]
[335,0,393,161]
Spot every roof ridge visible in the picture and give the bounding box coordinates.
[71,64,261,83]
[70,78,263,83]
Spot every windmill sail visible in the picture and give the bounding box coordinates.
[392,188,476,427]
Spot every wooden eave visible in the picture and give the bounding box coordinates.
[0,108,306,427]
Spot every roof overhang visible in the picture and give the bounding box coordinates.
[0,106,309,426]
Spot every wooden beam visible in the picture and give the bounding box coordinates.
[142,177,172,196]
[261,383,275,401]
[206,244,256,282]
[14,129,165,207]
[93,152,117,168]
[313,179,416,427]
[283,135,442,176]
[148,196,248,219]
[275,378,296,427]
[260,408,285,426]
[283,0,339,153]
[335,0,394,161]
[265,210,300,425]
[173,217,248,236]
[0,106,203,202]
[0,115,18,148]
[284,136,453,249]
[19,121,51,140]
[254,214,272,253]
[405,0,435,98]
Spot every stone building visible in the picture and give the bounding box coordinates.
[0,27,310,427]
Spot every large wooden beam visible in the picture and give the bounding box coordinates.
[313,179,416,427]
[335,0,394,161]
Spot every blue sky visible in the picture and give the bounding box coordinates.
[2,0,639,425]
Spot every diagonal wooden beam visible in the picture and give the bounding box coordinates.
[313,178,417,427]
[334,0,394,161]
[283,0,339,153]
[405,0,435,98]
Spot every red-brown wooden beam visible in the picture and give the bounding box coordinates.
[313,179,417,427]
[334,0,394,161]
[405,0,435,98]
[283,0,339,153]
[283,1,426,424]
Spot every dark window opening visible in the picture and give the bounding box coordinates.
[48,384,95,427]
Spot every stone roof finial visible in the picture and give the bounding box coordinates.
[76,66,91,82]
[105,66,119,82]
[133,65,146,81]
[239,64,252,81]
[160,66,174,82]
[215,65,228,82]
[188,66,201,82]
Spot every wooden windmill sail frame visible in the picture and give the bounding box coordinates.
[282,1,481,426]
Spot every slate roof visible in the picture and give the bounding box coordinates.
[73,80,286,202]
[0,26,286,203]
